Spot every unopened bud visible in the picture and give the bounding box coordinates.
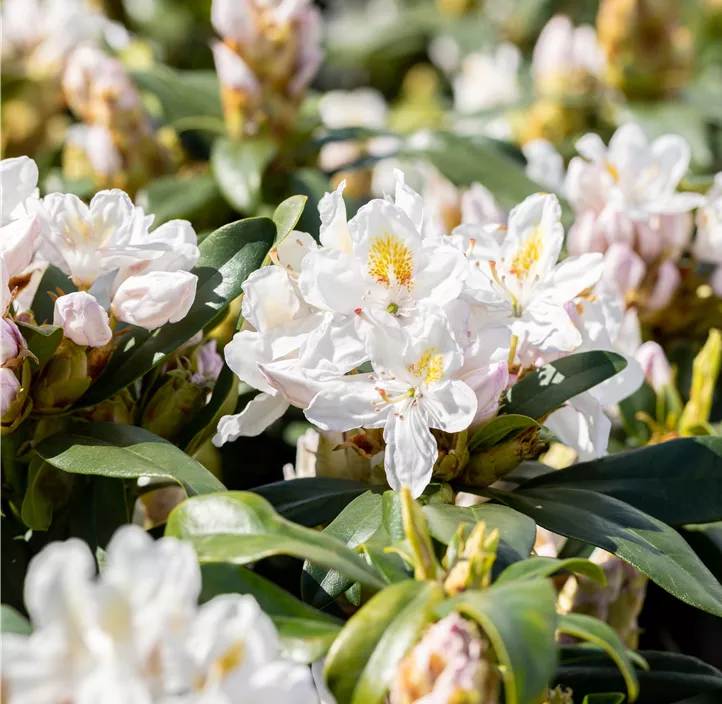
[1,318,28,367]
[444,521,499,595]
[2,360,32,433]
[545,686,575,704]
[635,341,672,393]
[53,291,113,348]
[32,340,91,412]
[679,329,721,434]
[1,367,21,417]
[645,259,680,312]
[83,388,135,424]
[432,430,469,481]
[401,487,441,581]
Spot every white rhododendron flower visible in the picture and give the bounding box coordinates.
[694,173,722,294]
[53,291,113,348]
[1,525,318,704]
[522,139,566,195]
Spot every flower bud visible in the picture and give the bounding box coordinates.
[53,292,113,348]
[2,359,32,433]
[192,339,223,383]
[432,430,469,482]
[1,318,27,366]
[545,686,574,704]
[679,329,721,434]
[83,388,135,424]
[601,243,646,298]
[391,614,499,704]
[444,521,499,596]
[635,341,672,393]
[1,367,20,416]
[111,271,197,331]
[32,340,91,412]
[645,259,680,312]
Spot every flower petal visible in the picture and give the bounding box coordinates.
[213,393,289,445]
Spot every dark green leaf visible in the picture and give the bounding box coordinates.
[496,556,606,585]
[253,478,382,527]
[503,351,627,420]
[557,613,640,701]
[15,323,63,371]
[211,136,278,213]
[382,490,405,542]
[77,217,274,407]
[618,382,656,444]
[140,172,221,226]
[517,436,722,525]
[166,492,385,590]
[582,695,625,704]
[20,457,54,530]
[439,579,558,704]
[199,563,342,663]
[469,414,541,452]
[36,422,225,495]
[30,264,76,324]
[324,580,444,704]
[302,491,384,608]
[489,486,722,617]
[1,605,31,635]
[272,195,308,243]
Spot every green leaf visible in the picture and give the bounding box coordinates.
[496,556,606,585]
[488,486,722,617]
[503,351,627,420]
[211,136,278,214]
[582,695,625,704]
[253,478,383,527]
[140,172,221,226]
[618,382,656,444]
[30,264,76,324]
[272,195,308,244]
[516,436,722,526]
[439,579,558,704]
[166,491,385,590]
[199,563,341,663]
[77,216,274,407]
[20,457,54,530]
[469,414,541,452]
[132,67,222,122]
[556,649,722,704]
[68,475,132,550]
[36,422,225,496]
[324,580,444,704]
[1,605,31,635]
[302,491,384,608]
[15,322,63,371]
[382,490,405,542]
[422,503,536,568]
[557,613,640,701]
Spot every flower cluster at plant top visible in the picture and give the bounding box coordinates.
[1,525,318,704]
[211,113,722,498]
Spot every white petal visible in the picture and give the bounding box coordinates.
[298,313,368,373]
[305,376,386,432]
[274,230,318,274]
[224,329,275,394]
[520,300,582,352]
[460,362,509,428]
[0,216,40,277]
[393,169,424,233]
[259,359,327,408]
[318,181,353,253]
[298,248,366,314]
[546,252,604,303]
[213,393,290,445]
[412,246,468,307]
[241,266,305,332]
[423,379,478,433]
[545,392,611,461]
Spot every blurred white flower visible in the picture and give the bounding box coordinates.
[66,124,123,178]
[522,139,566,194]
[53,291,113,347]
[635,341,673,393]
[694,173,722,292]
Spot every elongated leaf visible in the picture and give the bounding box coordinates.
[273,195,308,243]
[302,491,384,607]
[36,422,225,496]
[15,323,62,371]
[141,172,221,226]
[77,217,274,407]
[21,457,54,530]
[324,580,444,704]
[199,563,341,663]
[253,478,382,527]
[1,605,31,635]
[496,556,606,585]
[31,264,76,324]
[382,491,405,542]
[439,579,558,704]
[582,695,625,704]
[212,136,277,213]
[166,492,385,590]
[503,352,627,420]
[422,503,536,568]
[556,649,722,704]
[489,486,722,617]
[517,436,722,526]
[469,414,541,451]
[557,613,640,701]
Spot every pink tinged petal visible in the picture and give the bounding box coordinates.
[224,329,275,394]
[53,291,112,348]
[460,362,509,428]
[564,157,610,214]
[111,270,197,330]
[711,265,722,297]
[212,393,289,445]
[298,248,366,314]
[274,230,318,274]
[289,5,323,96]
[566,211,607,256]
[1,318,26,362]
[602,243,646,295]
[305,376,387,432]
[657,191,707,214]
[210,40,260,93]
[383,406,437,498]
[0,215,40,277]
[646,260,680,312]
[393,169,424,233]
[423,379,479,433]
[1,367,20,415]
[635,341,672,393]
[546,252,604,304]
[545,392,611,461]
[211,0,257,44]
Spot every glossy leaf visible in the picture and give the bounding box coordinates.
[496,556,606,585]
[557,613,640,701]
[439,579,558,704]
[253,478,383,527]
[36,422,225,496]
[1,605,31,635]
[272,195,308,244]
[324,580,444,704]
[15,323,63,371]
[199,563,341,663]
[489,486,722,617]
[20,457,54,531]
[618,382,656,444]
[582,695,625,704]
[516,436,722,526]
[469,414,541,451]
[503,351,627,420]
[211,136,277,214]
[141,172,221,226]
[77,216,274,407]
[30,264,76,324]
[302,491,384,607]
[166,491,385,590]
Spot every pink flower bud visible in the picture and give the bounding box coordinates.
[211,0,257,44]
[463,362,509,430]
[1,318,27,365]
[635,341,672,392]
[602,243,646,295]
[111,270,197,331]
[1,367,20,416]
[210,40,261,94]
[193,339,224,383]
[53,292,113,348]
[646,259,680,312]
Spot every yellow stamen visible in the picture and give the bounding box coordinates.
[406,347,444,385]
[367,234,414,289]
[509,226,544,278]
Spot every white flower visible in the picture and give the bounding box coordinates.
[53,291,113,347]
[522,139,566,194]
[319,89,388,130]
[1,366,20,415]
[694,173,722,271]
[464,193,604,351]
[111,270,198,331]
[635,341,673,393]
[66,124,123,178]
[305,311,478,497]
